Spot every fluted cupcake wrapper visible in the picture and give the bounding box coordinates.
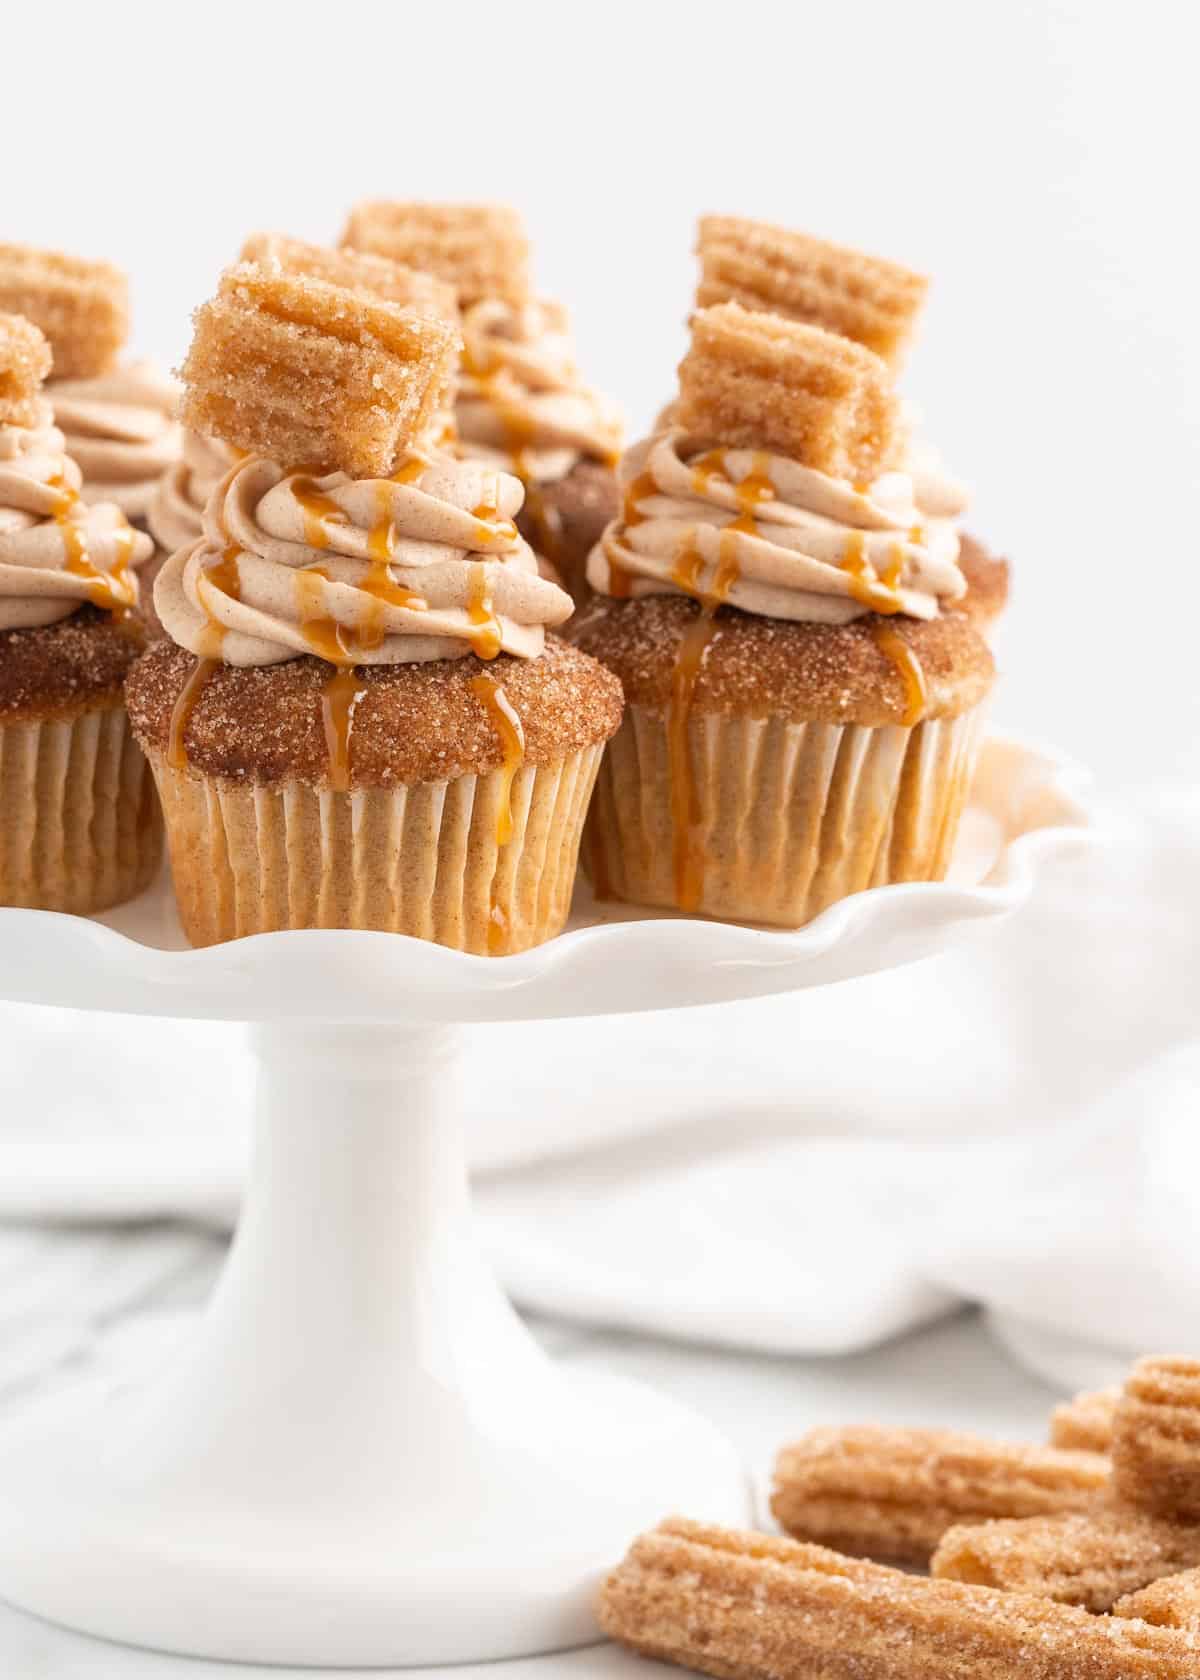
[0,705,161,914]
[148,744,606,953]
[585,703,986,927]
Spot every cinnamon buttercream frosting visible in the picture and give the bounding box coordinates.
[456,298,622,485]
[154,453,574,667]
[587,429,967,624]
[148,429,242,555]
[0,401,152,630]
[49,360,181,522]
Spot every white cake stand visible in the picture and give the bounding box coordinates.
[0,735,1092,1669]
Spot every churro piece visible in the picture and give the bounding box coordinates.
[771,1426,1109,1565]
[0,244,128,379]
[932,1508,1200,1611]
[239,233,458,323]
[1116,1569,1200,1632]
[1113,1358,1200,1520]
[179,262,460,478]
[1051,1387,1121,1454]
[341,201,530,306]
[0,313,52,427]
[697,216,928,369]
[597,1518,1197,1679]
[675,303,901,482]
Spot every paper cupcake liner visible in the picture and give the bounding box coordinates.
[585,703,986,927]
[149,744,606,953]
[0,704,161,914]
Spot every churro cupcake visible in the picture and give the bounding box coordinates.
[0,244,181,534]
[125,262,621,952]
[0,313,159,912]
[693,216,1010,637]
[574,300,993,927]
[342,202,623,604]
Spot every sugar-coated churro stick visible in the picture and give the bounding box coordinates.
[179,262,460,478]
[597,1518,1198,1679]
[1115,1568,1200,1632]
[1051,1387,1120,1453]
[341,201,530,306]
[932,1508,1200,1611]
[696,215,928,369]
[1113,1358,1200,1521]
[239,233,459,324]
[771,1426,1109,1565]
[675,302,901,483]
[0,243,128,379]
[0,312,52,427]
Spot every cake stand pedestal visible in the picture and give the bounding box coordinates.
[0,736,1093,1668]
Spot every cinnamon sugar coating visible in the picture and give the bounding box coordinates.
[1116,1569,1200,1632]
[125,635,622,790]
[0,244,128,379]
[239,233,459,323]
[0,312,52,426]
[0,606,146,723]
[1113,1358,1200,1521]
[1051,1387,1121,1454]
[677,303,902,482]
[597,1517,1198,1680]
[572,594,993,727]
[696,215,929,368]
[931,1508,1200,1611]
[341,201,530,306]
[956,532,1011,631]
[179,263,460,477]
[771,1426,1109,1566]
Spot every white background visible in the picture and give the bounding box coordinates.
[7,0,1198,785]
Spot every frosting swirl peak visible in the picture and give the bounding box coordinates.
[587,430,967,624]
[48,360,182,522]
[154,453,574,668]
[0,402,152,630]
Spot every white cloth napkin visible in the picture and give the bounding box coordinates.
[0,781,1196,1406]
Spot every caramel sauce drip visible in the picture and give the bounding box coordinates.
[872,624,927,727]
[390,455,426,487]
[295,567,350,665]
[292,475,347,551]
[469,674,527,954]
[49,473,136,613]
[168,658,218,771]
[471,471,519,545]
[467,561,502,660]
[322,667,361,793]
[841,530,904,615]
[689,447,727,499]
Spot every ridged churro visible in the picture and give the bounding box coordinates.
[675,302,901,483]
[1051,1387,1120,1454]
[179,262,459,477]
[696,215,928,368]
[932,1508,1200,1611]
[597,1517,1197,1678]
[0,243,128,379]
[341,201,530,306]
[770,1426,1109,1565]
[1113,1358,1200,1521]
[0,312,52,427]
[1115,1569,1200,1632]
[239,233,459,323]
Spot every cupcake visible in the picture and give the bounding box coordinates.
[341,201,623,604]
[126,260,622,953]
[693,216,1011,638]
[0,243,182,533]
[573,299,993,928]
[0,313,160,912]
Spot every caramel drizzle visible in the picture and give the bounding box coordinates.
[469,674,527,954]
[322,668,362,794]
[467,560,503,660]
[840,530,905,615]
[167,658,218,771]
[872,624,927,727]
[291,475,347,551]
[48,472,137,613]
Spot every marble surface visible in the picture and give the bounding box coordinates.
[0,1308,1059,1677]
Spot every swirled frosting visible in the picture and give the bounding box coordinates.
[148,429,242,555]
[48,361,182,522]
[154,453,574,667]
[455,298,622,485]
[0,402,153,630]
[586,429,968,623]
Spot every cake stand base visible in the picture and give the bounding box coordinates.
[0,1024,747,1668]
